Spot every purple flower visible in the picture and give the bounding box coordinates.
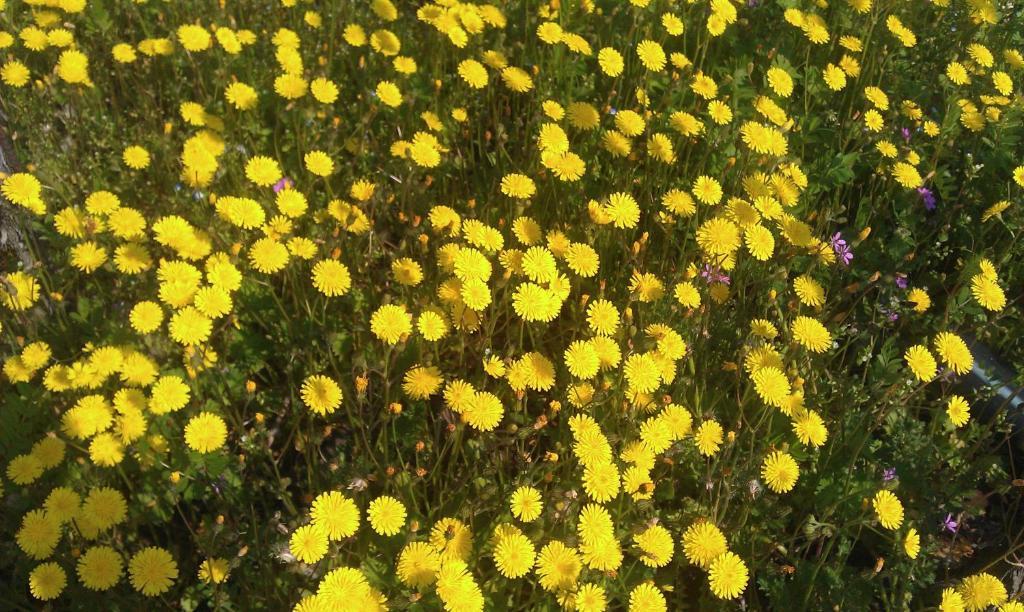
[917,187,936,211]
[273,177,294,193]
[883,467,897,482]
[900,127,911,143]
[942,513,959,533]
[700,264,730,285]
[830,232,853,266]
[836,245,853,266]
[880,306,898,322]
[895,273,908,289]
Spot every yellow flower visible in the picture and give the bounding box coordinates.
[500,173,535,199]
[946,395,970,427]
[892,162,922,189]
[245,156,282,187]
[289,524,328,564]
[823,64,846,90]
[905,345,937,382]
[1,60,31,87]
[70,241,107,273]
[934,332,973,375]
[368,496,406,536]
[708,552,749,599]
[43,487,79,523]
[634,525,673,567]
[958,573,1007,611]
[752,366,790,407]
[128,547,178,596]
[197,558,230,584]
[582,460,620,502]
[177,24,211,51]
[494,527,536,578]
[17,509,61,559]
[904,527,920,559]
[184,412,227,453]
[967,43,994,67]
[536,21,563,44]
[416,311,447,341]
[375,81,402,107]
[766,66,793,97]
[225,82,258,109]
[409,131,442,167]
[694,420,724,456]
[940,587,966,612]
[310,260,351,297]
[791,316,831,353]
[872,490,904,530]
[403,365,443,399]
[604,192,640,229]
[697,218,740,256]
[301,375,343,415]
[396,542,441,589]
[674,281,701,308]
[598,47,624,76]
[575,583,607,612]
[509,486,543,522]
[89,432,125,466]
[692,175,724,205]
[304,150,334,176]
[970,274,1006,311]
[708,100,733,124]
[371,304,413,344]
[458,59,488,88]
[29,562,66,600]
[624,353,661,394]
[311,491,360,540]
[564,340,600,379]
[636,40,666,71]
[743,224,775,260]
[662,13,685,36]
[169,306,212,346]
[691,72,719,99]
[122,145,150,169]
[56,49,91,84]
[501,66,534,92]
[629,582,667,611]
[310,77,339,104]
[536,541,580,592]
[761,451,799,493]
[907,288,931,312]
[77,546,123,590]
[793,275,825,306]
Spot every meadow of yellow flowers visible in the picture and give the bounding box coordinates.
[2,0,1023,609]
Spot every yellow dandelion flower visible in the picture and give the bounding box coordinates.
[368,496,406,536]
[873,490,904,530]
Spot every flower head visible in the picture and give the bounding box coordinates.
[761,451,799,493]
[368,496,406,536]
[873,490,904,530]
[128,547,178,596]
[708,552,749,599]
